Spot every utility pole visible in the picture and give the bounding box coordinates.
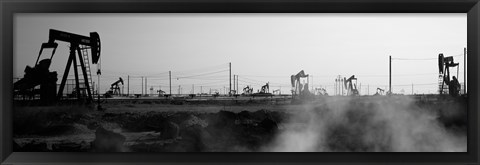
[335,82,338,96]
[229,62,231,96]
[311,75,313,91]
[464,47,466,94]
[334,80,336,96]
[412,83,414,95]
[192,84,194,94]
[359,83,361,95]
[389,55,392,95]
[145,77,148,96]
[141,76,143,96]
[336,78,338,96]
[341,78,344,96]
[336,75,342,96]
[169,71,172,95]
[307,75,309,91]
[97,68,101,106]
[127,75,129,96]
[337,78,339,96]
[233,74,236,95]
[236,75,239,93]
[334,80,340,96]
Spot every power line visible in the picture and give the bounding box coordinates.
[392,57,437,61]
[238,79,264,86]
[237,74,287,78]
[268,82,290,86]
[176,69,229,79]
[172,63,229,75]
[393,83,437,86]
[358,73,439,77]
[368,83,437,86]
[145,71,170,77]
[145,77,170,80]
[392,54,463,61]
[101,63,229,78]
[177,77,227,81]
[240,76,269,83]
[195,80,229,85]
[174,73,229,80]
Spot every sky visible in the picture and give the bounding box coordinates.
[14,13,467,95]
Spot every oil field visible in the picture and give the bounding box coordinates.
[12,14,468,152]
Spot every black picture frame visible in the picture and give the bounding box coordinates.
[1,0,479,164]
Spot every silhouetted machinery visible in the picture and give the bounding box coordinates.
[314,88,328,96]
[374,88,385,96]
[242,85,253,95]
[272,89,281,95]
[344,75,359,96]
[105,77,123,97]
[291,70,311,99]
[14,29,101,104]
[438,53,461,96]
[260,83,270,93]
[14,49,58,103]
[157,89,166,97]
[252,82,272,97]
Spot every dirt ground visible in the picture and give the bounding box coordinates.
[13,95,468,152]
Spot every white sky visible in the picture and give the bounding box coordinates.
[14,13,467,95]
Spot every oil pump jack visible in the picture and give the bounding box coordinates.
[344,75,359,96]
[374,88,385,96]
[314,88,328,96]
[259,83,270,93]
[272,89,281,95]
[14,29,101,104]
[157,89,166,97]
[438,53,461,96]
[291,70,310,99]
[252,82,272,97]
[106,77,123,97]
[242,85,253,95]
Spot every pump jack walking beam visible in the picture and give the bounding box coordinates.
[47,29,100,102]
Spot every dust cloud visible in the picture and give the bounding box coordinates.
[264,96,467,152]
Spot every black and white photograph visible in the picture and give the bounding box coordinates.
[12,13,468,152]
